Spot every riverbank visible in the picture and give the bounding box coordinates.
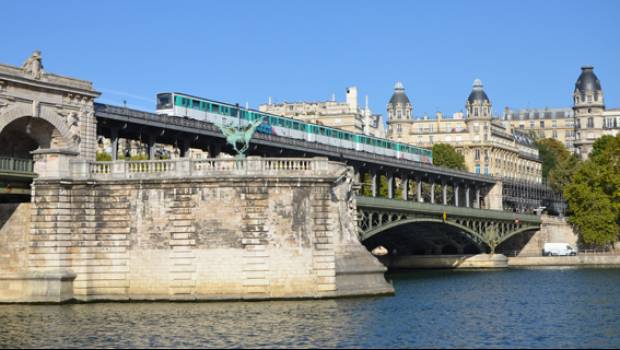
[379,254,620,269]
[508,254,620,267]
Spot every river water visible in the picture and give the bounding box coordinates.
[1,267,619,348]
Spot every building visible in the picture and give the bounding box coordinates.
[503,66,619,159]
[259,86,386,137]
[386,80,542,183]
[502,107,576,152]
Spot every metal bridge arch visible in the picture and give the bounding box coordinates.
[360,217,490,251]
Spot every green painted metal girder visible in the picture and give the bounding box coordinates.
[355,196,541,225]
[0,187,31,195]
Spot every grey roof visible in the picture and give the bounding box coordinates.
[467,79,490,104]
[575,66,602,93]
[388,81,411,106]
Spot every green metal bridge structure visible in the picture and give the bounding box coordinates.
[357,196,541,255]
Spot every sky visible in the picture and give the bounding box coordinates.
[2,0,619,117]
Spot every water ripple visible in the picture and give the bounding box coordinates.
[1,268,619,348]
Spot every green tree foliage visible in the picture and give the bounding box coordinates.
[535,138,580,192]
[96,152,112,162]
[432,144,467,171]
[537,138,571,180]
[564,135,620,246]
[548,154,580,193]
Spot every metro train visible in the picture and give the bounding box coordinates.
[156,92,432,164]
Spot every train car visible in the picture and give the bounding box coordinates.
[156,92,433,165]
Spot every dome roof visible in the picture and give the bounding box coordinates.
[467,79,490,104]
[388,81,411,106]
[575,66,602,93]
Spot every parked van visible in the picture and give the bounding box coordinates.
[543,243,577,256]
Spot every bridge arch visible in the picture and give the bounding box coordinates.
[361,218,490,255]
[0,104,73,147]
[0,104,74,157]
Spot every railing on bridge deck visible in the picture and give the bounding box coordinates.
[74,157,341,180]
[0,157,34,175]
[356,195,542,225]
[0,157,35,197]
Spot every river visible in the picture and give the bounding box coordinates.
[1,267,619,348]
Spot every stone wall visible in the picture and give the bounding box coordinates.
[0,203,30,272]
[11,157,392,302]
[517,215,578,256]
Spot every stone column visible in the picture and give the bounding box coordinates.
[387,173,394,199]
[454,183,460,207]
[442,182,448,205]
[430,179,435,204]
[475,187,481,209]
[208,143,221,158]
[417,177,423,203]
[110,127,119,161]
[371,170,378,198]
[180,139,191,158]
[402,175,409,201]
[465,185,470,208]
[147,134,156,160]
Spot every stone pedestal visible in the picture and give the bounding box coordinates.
[31,148,79,179]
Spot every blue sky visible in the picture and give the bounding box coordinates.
[3,1,619,116]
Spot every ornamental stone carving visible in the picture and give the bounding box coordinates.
[21,50,44,80]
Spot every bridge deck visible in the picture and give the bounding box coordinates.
[94,103,497,185]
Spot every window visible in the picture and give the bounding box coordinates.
[540,121,545,128]
[475,149,480,161]
[475,164,480,174]
[587,117,594,128]
[553,130,558,138]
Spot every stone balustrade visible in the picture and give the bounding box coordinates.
[0,157,34,174]
[37,155,341,181]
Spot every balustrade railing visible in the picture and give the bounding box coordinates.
[71,157,336,180]
[0,157,34,173]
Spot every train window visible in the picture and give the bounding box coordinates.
[212,104,220,113]
[156,94,172,109]
[192,100,200,109]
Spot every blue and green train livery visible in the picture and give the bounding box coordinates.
[156,92,432,164]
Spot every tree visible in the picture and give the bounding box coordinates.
[548,154,580,193]
[96,151,112,162]
[564,134,620,246]
[432,144,467,171]
[536,138,571,180]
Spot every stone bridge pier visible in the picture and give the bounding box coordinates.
[1,156,393,302]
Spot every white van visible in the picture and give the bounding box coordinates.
[543,243,577,256]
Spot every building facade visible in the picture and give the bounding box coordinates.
[502,66,619,159]
[386,80,542,183]
[258,86,386,137]
[502,107,576,152]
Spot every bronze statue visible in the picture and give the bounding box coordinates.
[215,117,264,159]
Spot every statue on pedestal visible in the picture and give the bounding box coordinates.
[215,116,264,159]
[22,50,44,80]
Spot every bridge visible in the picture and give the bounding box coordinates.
[0,53,548,255]
[0,52,558,302]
